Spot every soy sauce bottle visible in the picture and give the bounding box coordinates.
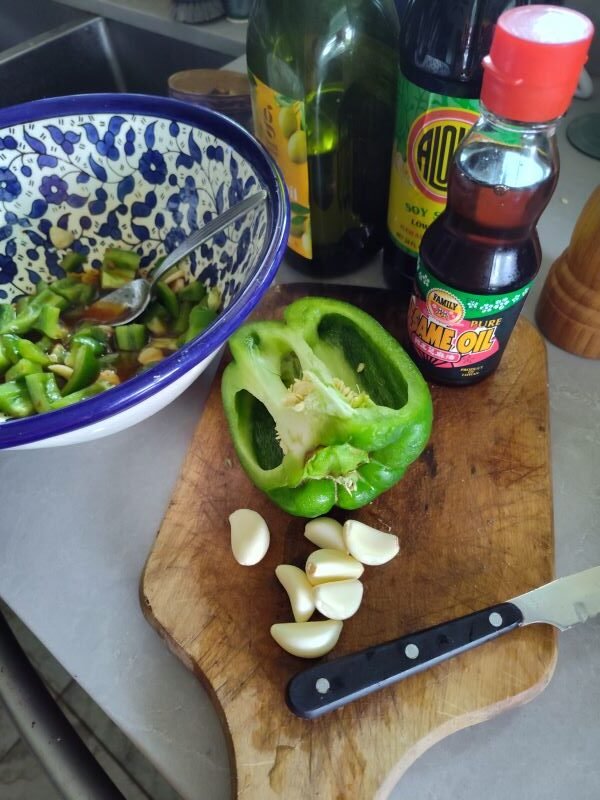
[407,5,594,386]
[384,0,534,298]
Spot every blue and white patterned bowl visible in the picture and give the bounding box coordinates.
[0,94,289,450]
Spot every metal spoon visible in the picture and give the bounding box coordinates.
[84,190,267,325]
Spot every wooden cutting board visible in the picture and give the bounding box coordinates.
[141,284,556,799]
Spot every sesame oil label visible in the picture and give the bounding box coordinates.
[408,260,532,380]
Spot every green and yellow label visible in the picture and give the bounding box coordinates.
[249,71,312,258]
[387,76,479,257]
[408,259,532,376]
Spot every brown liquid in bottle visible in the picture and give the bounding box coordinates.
[408,139,557,385]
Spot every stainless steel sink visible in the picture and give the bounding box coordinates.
[0,0,86,51]
[0,0,231,107]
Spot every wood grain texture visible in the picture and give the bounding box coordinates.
[536,184,600,358]
[141,284,556,800]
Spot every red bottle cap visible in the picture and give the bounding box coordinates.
[481,5,594,123]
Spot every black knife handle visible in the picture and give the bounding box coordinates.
[286,601,524,719]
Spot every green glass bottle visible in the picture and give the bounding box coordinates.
[247,0,399,276]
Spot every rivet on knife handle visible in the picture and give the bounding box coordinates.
[286,602,524,719]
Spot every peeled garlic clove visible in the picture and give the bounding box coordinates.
[270,620,342,658]
[314,579,363,620]
[49,226,74,249]
[304,517,346,551]
[229,509,270,565]
[275,565,315,622]
[305,548,364,585]
[342,519,399,566]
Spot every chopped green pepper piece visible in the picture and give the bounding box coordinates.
[0,334,21,363]
[51,379,111,409]
[60,251,87,272]
[29,288,69,311]
[25,372,62,413]
[14,296,28,315]
[155,282,179,319]
[0,380,34,418]
[179,305,216,345]
[221,297,433,518]
[176,281,206,303]
[172,301,191,335]
[36,336,54,353]
[0,338,12,374]
[16,338,51,366]
[142,302,169,336]
[61,344,99,395]
[73,325,112,346]
[0,304,16,333]
[115,324,147,352]
[98,352,120,368]
[0,302,41,336]
[101,248,140,289]
[51,277,96,308]
[33,306,68,339]
[70,333,107,356]
[5,358,43,381]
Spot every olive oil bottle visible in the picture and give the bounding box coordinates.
[247,0,399,275]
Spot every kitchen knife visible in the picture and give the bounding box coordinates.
[286,566,600,719]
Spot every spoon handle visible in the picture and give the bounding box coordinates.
[149,190,267,287]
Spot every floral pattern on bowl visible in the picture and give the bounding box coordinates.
[0,94,288,450]
[0,111,268,310]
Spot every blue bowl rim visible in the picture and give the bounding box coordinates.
[0,92,289,449]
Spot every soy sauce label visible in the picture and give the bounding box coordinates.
[249,71,312,259]
[408,261,532,378]
[387,77,479,257]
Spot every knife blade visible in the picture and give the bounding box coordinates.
[286,566,600,719]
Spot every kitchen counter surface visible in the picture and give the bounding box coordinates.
[55,0,246,57]
[1,95,599,799]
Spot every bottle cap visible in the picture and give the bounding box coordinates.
[481,5,594,123]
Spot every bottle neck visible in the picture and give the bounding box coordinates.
[444,103,560,242]
[473,104,560,143]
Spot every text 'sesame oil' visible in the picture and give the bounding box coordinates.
[406,4,594,386]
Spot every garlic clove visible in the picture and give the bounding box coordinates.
[229,508,270,565]
[137,346,164,366]
[275,565,315,622]
[304,517,346,551]
[305,548,364,585]
[342,519,399,566]
[270,620,342,658]
[49,226,74,250]
[313,579,364,620]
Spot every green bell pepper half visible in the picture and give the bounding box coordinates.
[221,297,433,518]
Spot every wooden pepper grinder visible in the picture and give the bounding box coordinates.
[536,185,600,358]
